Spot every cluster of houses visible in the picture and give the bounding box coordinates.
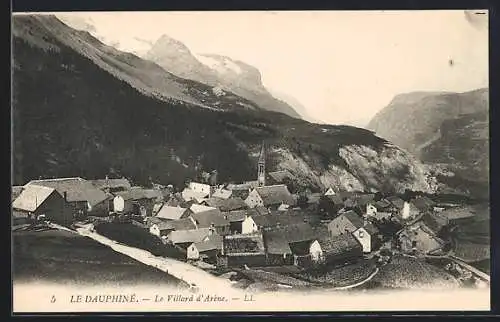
[11,145,478,270]
[11,176,167,226]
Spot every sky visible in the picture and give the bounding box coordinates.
[53,10,488,127]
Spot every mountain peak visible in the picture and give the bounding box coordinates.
[149,34,192,54]
[144,33,301,119]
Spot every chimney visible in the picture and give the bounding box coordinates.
[63,191,67,202]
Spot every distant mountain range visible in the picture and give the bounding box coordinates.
[58,14,302,119]
[12,14,437,196]
[145,37,302,118]
[367,88,489,198]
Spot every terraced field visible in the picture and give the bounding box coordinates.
[370,256,460,289]
[297,259,377,288]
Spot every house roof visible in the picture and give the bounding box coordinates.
[204,197,247,212]
[223,210,247,222]
[91,178,131,191]
[411,196,436,211]
[146,216,165,226]
[263,230,292,254]
[26,177,108,206]
[324,187,337,195]
[251,212,307,229]
[371,211,393,221]
[190,209,228,228]
[190,203,217,213]
[156,205,188,221]
[165,193,184,207]
[387,196,405,209]
[152,220,176,231]
[194,234,223,252]
[438,206,476,220]
[188,181,211,190]
[115,187,162,201]
[12,186,23,201]
[336,191,360,200]
[229,190,251,200]
[374,199,393,210]
[167,228,211,244]
[148,216,197,231]
[12,184,59,212]
[171,217,197,231]
[323,194,344,205]
[268,170,292,183]
[181,188,209,202]
[226,207,268,223]
[253,206,270,216]
[226,181,258,191]
[272,223,317,244]
[422,212,448,234]
[307,193,322,204]
[339,210,365,229]
[254,185,294,206]
[318,234,362,256]
[363,222,379,235]
[211,189,232,199]
[223,233,265,255]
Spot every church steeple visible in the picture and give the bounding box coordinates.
[258,141,266,187]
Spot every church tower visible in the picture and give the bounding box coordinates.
[257,142,266,187]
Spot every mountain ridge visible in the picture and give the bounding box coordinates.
[13,14,438,196]
[145,35,302,119]
[367,88,489,198]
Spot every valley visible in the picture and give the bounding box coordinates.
[10,12,490,309]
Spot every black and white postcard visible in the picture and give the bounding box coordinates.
[11,10,490,312]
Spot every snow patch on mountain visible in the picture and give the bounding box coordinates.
[195,54,242,75]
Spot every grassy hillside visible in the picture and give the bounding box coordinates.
[12,14,435,194]
[367,89,488,155]
[367,89,489,199]
[145,38,301,119]
[13,228,184,287]
[12,14,262,113]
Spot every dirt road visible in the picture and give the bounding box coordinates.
[55,223,241,295]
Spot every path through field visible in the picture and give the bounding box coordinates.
[49,223,240,295]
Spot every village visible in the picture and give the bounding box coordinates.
[11,144,490,291]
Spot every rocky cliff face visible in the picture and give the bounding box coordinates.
[273,145,435,194]
[367,88,488,156]
[12,14,437,195]
[367,88,489,199]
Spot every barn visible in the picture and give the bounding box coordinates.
[12,184,72,225]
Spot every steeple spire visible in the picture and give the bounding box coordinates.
[258,141,266,187]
